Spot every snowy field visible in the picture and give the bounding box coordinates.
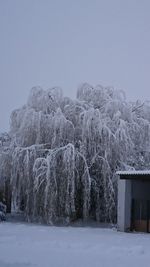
[0,223,150,267]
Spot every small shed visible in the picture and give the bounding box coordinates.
[117,170,150,233]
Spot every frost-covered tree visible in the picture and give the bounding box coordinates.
[0,132,11,211]
[0,84,150,224]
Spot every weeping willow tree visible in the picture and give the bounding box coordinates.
[10,143,90,224]
[1,84,150,224]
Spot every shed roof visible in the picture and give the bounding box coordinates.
[116,170,150,175]
[116,170,150,180]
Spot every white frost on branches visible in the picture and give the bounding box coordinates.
[1,84,150,223]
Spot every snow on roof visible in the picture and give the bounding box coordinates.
[116,170,150,176]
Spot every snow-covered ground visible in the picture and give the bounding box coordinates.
[0,222,150,267]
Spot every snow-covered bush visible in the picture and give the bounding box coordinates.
[0,211,6,221]
[0,202,6,221]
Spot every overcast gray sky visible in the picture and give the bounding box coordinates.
[0,0,150,131]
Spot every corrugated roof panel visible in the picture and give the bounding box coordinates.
[116,170,150,175]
